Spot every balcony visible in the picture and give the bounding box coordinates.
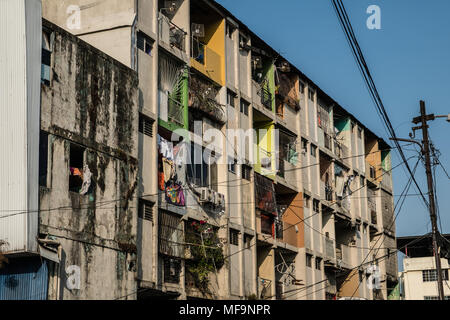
[189,74,226,124]
[158,13,186,53]
[191,37,223,86]
[260,85,273,111]
[324,237,335,261]
[334,141,350,166]
[275,220,298,248]
[335,243,351,267]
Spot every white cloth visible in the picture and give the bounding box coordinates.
[158,135,174,160]
[79,165,92,195]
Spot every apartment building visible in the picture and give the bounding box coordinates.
[0,0,397,300]
[397,235,450,300]
[0,1,139,300]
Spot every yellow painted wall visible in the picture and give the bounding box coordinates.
[191,19,225,86]
[338,269,361,298]
[254,122,276,180]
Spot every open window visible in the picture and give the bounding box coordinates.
[39,131,49,187]
[186,143,218,191]
[69,144,85,193]
[41,29,52,85]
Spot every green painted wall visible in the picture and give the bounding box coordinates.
[335,117,350,132]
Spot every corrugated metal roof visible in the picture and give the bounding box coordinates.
[0,257,48,300]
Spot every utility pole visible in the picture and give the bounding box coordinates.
[412,101,444,300]
[391,100,447,300]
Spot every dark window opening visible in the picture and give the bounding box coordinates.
[226,23,235,39]
[310,144,317,158]
[313,199,320,213]
[240,99,249,116]
[306,254,313,268]
[137,31,153,55]
[163,257,181,284]
[228,157,237,174]
[315,257,322,270]
[69,144,85,193]
[39,131,49,187]
[41,30,52,85]
[244,234,253,249]
[227,90,236,108]
[230,229,239,246]
[242,165,251,181]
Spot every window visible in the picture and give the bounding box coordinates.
[240,99,249,116]
[230,229,239,246]
[306,254,313,268]
[242,165,251,181]
[39,131,49,187]
[310,144,317,158]
[304,194,310,208]
[139,113,154,137]
[228,157,237,174]
[227,90,236,108]
[244,234,253,249]
[41,30,52,85]
[308,88,315,101]
[163,257,181,284]
[137,31,153,55]
[422,269,449,282]
[301,138,308,154]
[299,81,305,94]
[313,199,320,213]
[187,144,218,190]
[315,258,322,270]
[138,199,155,221]
[226,23,235,39]
[69,144,85,193]
[358,127,362,139]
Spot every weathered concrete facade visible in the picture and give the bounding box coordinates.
[38,20,139,300]
[0,0,398,300]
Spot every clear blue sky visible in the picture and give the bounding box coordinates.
[216,0,450,237]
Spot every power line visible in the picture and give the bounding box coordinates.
[331,0,430,214]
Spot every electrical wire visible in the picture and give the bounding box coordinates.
[331,0,430,215]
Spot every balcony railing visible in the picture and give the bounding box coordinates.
[191,36,205,64]
[260,86,273,111]
[168,95,184,127]
[159,13,186,52]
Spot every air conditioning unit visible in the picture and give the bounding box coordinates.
[198,187,214,203]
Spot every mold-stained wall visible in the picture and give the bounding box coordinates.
[39,20,139,300]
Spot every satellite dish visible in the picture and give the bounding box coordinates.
[191,23,205,37]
